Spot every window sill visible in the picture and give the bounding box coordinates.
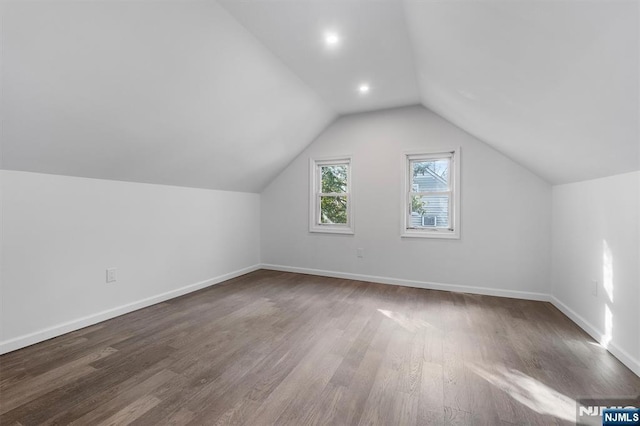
[310,226,354,235]
[401,229,459,239]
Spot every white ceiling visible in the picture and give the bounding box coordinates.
[2,0,638,189]
[214,0,421,114]
[0,0,334,192]
[405,0,639,184]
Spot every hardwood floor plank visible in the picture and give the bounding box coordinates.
[1,270,638,425]
[43,357,176,425]
[1,344,175,425]
[97,395,161,426]
[259,330,345,425]
[69,369,177,425]
[357,328,409,425]
[0,347,117,414]
[332,314,395,425]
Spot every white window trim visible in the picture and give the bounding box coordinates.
[401,149,460,239]
[309,156,354,235]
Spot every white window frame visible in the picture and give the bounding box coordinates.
[401,149,460,239]
[309,156,354,234]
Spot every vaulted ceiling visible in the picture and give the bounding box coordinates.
[220,0,421,114]
[404,0,639,184]
[1,1,334,192]
[2,0,638,191]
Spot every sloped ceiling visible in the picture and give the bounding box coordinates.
[222,0,639,185]
[404,0,639,185]
[0,0,334,193]
[219,0,421,114]
[2,0,638,189]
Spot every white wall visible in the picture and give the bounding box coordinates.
[551,171,640,375]
[261,106,552,298]
[0,170,260,353]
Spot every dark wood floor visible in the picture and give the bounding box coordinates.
[1,270,638,425]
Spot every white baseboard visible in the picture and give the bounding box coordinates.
[0,264,261,355]
[549,296,640,377]
[4,263,638,379]
[260,263,550,301]
[262,263,639,377]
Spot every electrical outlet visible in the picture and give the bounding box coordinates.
[106,268,117,283]
[357,248,364,258]
[591,280,598,297]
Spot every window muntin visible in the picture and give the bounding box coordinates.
[403,151,459,239]
[310,157,353,234]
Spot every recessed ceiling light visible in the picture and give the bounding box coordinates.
[358,84,370,94]
[324,32,340,48]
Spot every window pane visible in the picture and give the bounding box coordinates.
[320,196,347,224]
[321,165,348,193]
[410,159,449,192]
[410,194,449,228]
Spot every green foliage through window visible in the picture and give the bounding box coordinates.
[321,196,347,224]
[320,165,348,224]
[411,195,427,216]
[321,165,347,193]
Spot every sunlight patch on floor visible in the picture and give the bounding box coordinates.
[470,364,576,422]
[377,309,435,333]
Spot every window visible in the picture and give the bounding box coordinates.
[402,149,460,239]
[309,157,353,234]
